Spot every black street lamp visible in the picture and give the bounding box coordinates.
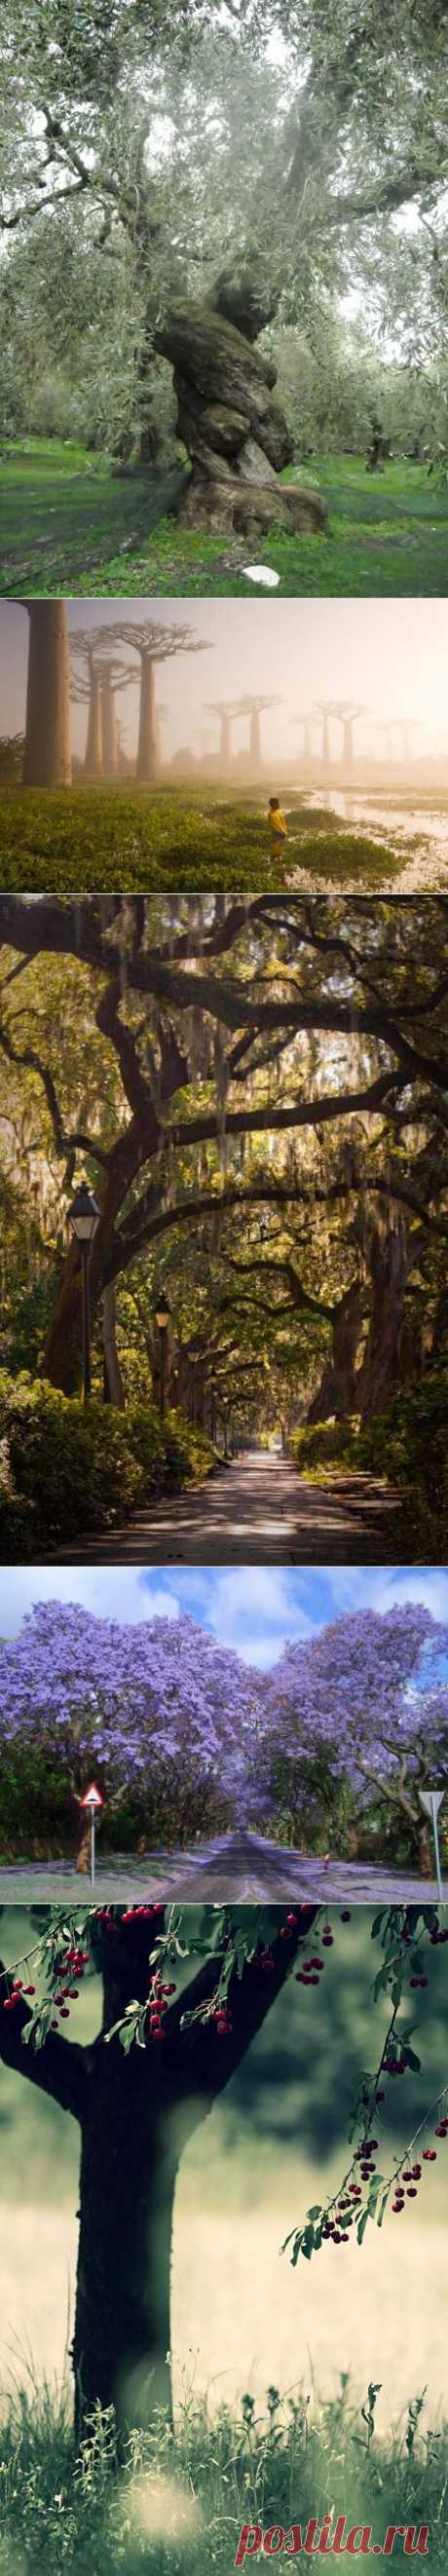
[68,1179,100,1400]
[154,1295,171,1419]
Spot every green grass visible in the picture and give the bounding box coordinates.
[1,441,447,596]
[0,2377,445,2573]
[0,782,395,893]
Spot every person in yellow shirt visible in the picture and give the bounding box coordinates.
[268,796,288,852]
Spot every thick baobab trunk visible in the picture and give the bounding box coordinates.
[23,602,72,787]
[156,286,326,544]
[308,1280,363,1422]
[136,657,158,781]
[84,666,102,777]
[356,1215,409,1421]
[73,2052,176,2435]
[100,675,119,778]
[249,709,261,769]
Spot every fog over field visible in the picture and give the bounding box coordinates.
[2,597,448,777]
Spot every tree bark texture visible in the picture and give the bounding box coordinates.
[136,657,159,781]
[23,602,72,788]
[307,1279,363,1422]
[156,295,326,543]
[84,665,103,778]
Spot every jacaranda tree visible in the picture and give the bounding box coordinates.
[0,1599,447,1863]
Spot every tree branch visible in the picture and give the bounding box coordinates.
[0,1972,91,2123]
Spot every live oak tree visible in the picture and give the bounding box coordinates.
[2,0,447,536]
[0,893,446,1417]
[0,1900,446,2436]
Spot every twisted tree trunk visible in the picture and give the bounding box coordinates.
[156,281,326,543]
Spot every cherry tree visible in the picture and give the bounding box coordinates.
[0,1899,446,2435]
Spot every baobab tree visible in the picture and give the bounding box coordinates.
[117,622,208,783]
[234,695,282,773]
[314,701,335,770]
[376,722,397,768]
[22,601,71,788]
[331,702,366,772]
[291,714,314,761]
[70,633,134,779]
[205,700,241,766]
[394,717,422,767]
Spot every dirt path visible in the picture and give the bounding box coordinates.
[0,1834,442,1906]
[54,1448,401,1566]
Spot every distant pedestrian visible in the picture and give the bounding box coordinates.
[268,796,288,852]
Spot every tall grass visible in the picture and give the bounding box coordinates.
[0,2373,446,2571]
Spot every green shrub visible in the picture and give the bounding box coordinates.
[0,1371,215,1556]
[287,1377,448,1556]
[287,1417,360,1471]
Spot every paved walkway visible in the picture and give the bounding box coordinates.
[55,1449,401,1566]
[0,1835,441,1906]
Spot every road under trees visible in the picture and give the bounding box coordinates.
[52,1446,400,1565]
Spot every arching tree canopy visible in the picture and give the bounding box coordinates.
[0,893,446,1446]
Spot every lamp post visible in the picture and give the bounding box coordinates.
[154,1295,170,1419]
[67,1179,100,1400]
[419,1787,445,1901]
[221,1397,229,1460]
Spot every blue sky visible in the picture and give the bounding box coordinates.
[1,1566,447,1668]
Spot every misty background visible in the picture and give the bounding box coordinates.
[2,598,448,779]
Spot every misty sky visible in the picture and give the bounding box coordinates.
[2,598,448,767]
[1,1565,446,1667]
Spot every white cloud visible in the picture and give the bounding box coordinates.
[194,1569,315,1666]
[325,1569,448,1622]
[0,1569,180,1637]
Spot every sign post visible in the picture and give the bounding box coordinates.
[78,1782,105,1888]
[418,1788,445,1902]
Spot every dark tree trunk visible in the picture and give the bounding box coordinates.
[155,286,326,544]
[102,1281,126,1408]
[356,1216,409,1421]
[23,603,72,788]
[308,1279,363,1421]
[73,2049,176,2435]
